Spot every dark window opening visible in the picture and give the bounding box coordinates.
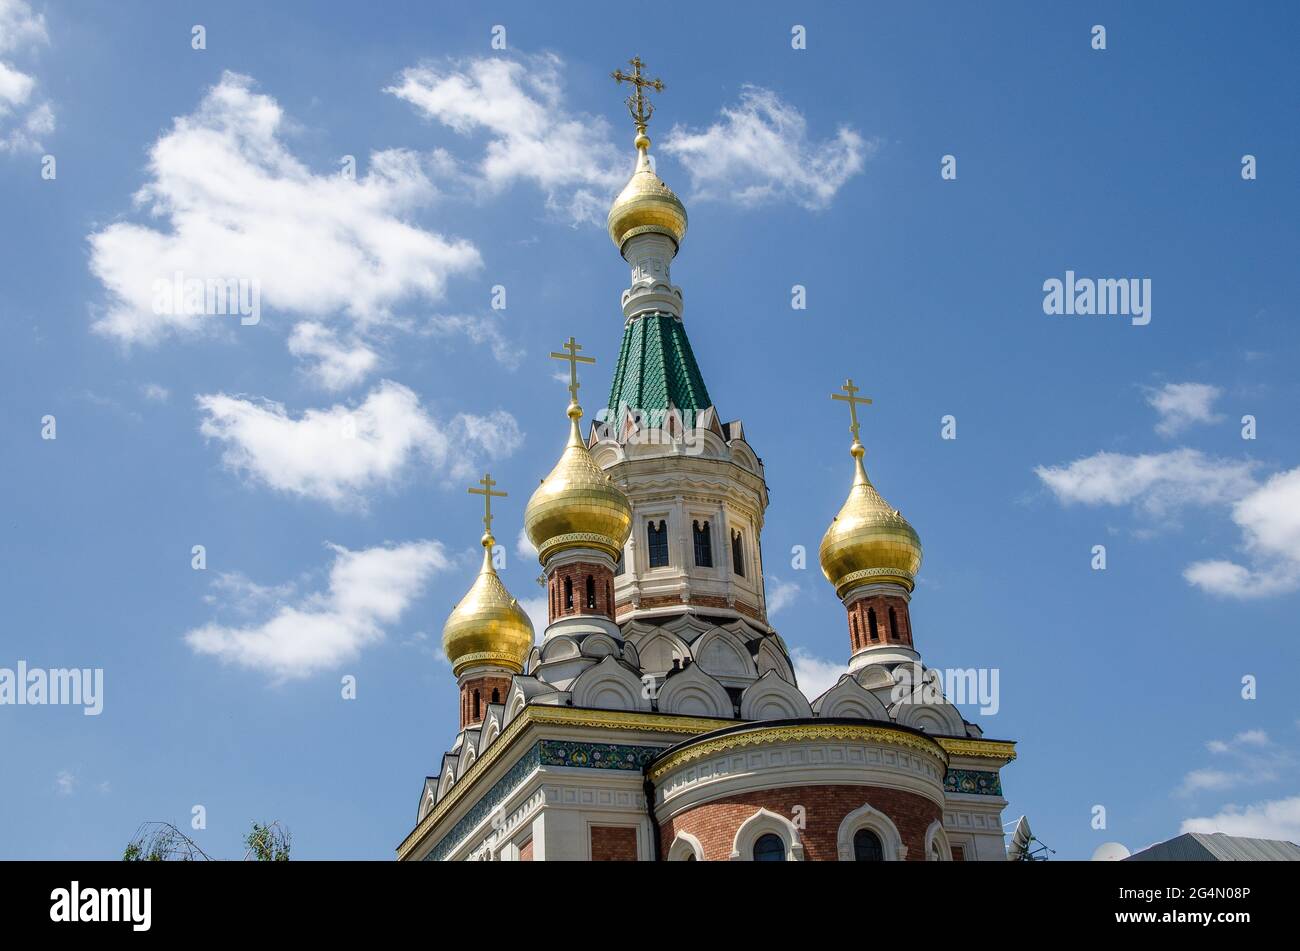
[647,520,669,568]
[853,828,884,861]
[868,607,879,641]
[693,520,713,567]
[752,833,786,862]
[851,615,859,648]
[585,575,596,610]
[472,690,481,720]
[491,688,500,704]
[564,576,573,610]
[888,606,899,640]
[731,530,745,577]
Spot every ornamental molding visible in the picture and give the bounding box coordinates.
[935,737,1017,761]
[539,532,622,564]
[452,651,525,677]
[648,722,948,782]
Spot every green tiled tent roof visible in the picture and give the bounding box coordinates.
[606,312,713,419]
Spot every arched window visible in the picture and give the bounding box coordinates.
[731,530,745,577]
[564,576,573,610]
[585,575,596,610]
[684,853,696,861]
[606,580,612,610]
[888,606,898,640]
[853,828,883,861]
[491,688,500,704]
[647,520,669,568]
[868,607,879,640]
[472,690,481,720]
[693,520,713,567]
[851,615,859,648]
[753,833,786,862]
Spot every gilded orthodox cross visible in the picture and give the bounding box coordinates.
[612,56,664,135]
[468,472,507,536]
[831,378,873,445]
[549,335,596,405]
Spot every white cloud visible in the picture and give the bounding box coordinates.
[1146,382,1223,437]
[516,526,537,561]
[140,383,170,402]
[766,577,801,616]
[0,0,54,153]
[1034,449,1257,517]
[1181,796,1300,842]
[1178,729,1289,795]
[423,313,524,369]
[185,540,448,679]
[288,321,379,391]
[386,54,624,225]
[1185,467,1300,598]
[53,769,75,797]
[88,71,481,345]
[790,647,844,702]
[197,380,521,507]
[519,595,548,636]
[661,86,869,210]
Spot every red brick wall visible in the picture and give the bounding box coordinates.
[846,594,912,651]
[590,825,639,861]
[459,675,512,729]
[548,562,616,622]
[615,594,762,622]
[518,839,533,862]
[659,785,940,861]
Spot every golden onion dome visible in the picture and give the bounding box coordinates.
[819,441,923,597]
[525,401,633,564]
[441,531,534,678]
[607,134,688,251]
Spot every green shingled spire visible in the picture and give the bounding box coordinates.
[606,311,713,423]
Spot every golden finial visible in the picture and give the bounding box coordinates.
[549,336,597,439]
[468,472,507,546]
[831,378,873,450]
[612,56,664,148]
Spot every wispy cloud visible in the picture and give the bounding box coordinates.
[422,313,524,369]
[1181,795,1300,842]
[0,0,54,153]
[766,576,801,616]
[288,321,379,391]
[185,540,448,679]
[1185,467,1300,598]
[197,380,522,508]
[1146,382,1223,437]
[53,769,75,797]
[662,85,870,209]
[1177,730,1291,795]
[386,53,624,225]
[89,71,480,345]
[1034,449,1257,517]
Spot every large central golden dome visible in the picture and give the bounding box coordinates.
[819,442,923,597]
[442,533,534,677]
[607,134,688,251]
[525,403,633,564]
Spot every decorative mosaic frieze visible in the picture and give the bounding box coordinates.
[539,739,663,771]
[944,768,1002,797]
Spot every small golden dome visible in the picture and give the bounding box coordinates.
[819,442,923,597]
[441,532,534,678]
[525,403,633,564]
[607,136,688,251]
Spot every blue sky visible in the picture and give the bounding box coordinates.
[2,0,1298,860]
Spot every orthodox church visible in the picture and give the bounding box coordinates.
[397,59,1017,862]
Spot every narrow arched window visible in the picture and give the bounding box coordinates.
[491,688,500,705]
[647,520,669,568]
[851,615,859,648]
[564,576,573,610]
[693,520,713,567]
[585,575,596,610]
[868,607,879,640]
[472,690,481,720]
[606,580,612,610]
[731,530,745,577]
[752,833,786,862]
[889,606,899,640]
[854,828,884,861]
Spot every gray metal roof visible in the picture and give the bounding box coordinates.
[1126,832,1300,861]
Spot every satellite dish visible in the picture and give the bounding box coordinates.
[1007,816,1033,861]
[1090,842,1131,862]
